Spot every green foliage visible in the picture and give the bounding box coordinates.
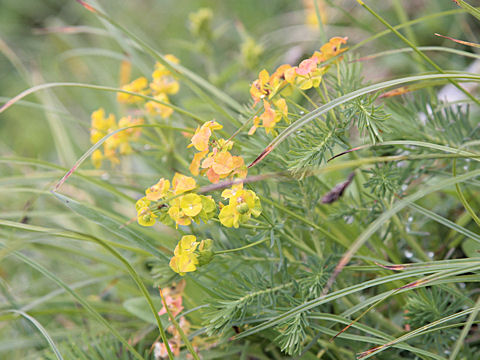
[405,287,465,351]
[2,0,480,359]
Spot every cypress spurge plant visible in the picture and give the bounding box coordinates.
[1,0,480,359]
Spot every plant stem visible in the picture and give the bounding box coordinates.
[215,237,268,254]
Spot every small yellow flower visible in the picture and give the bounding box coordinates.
[248,116,261,136]
[312,36,348,63]
[136,197,157,227]
[172,173,196,194]
[250,69,271,105]
[168,203,192,227]
[221,183,244,199]
[167,193,216,228]
[249,99,288,135]
[180,193,203,217]
[117,77,149,104]
[178,234,199,253]
[146,178,170,201]
[169,235,199,275]
[219,187,262,228]
[169,235,214,275]
[269,64,293,94]
[169,252,198,276]
[189,126,212,152]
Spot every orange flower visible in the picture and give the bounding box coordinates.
[248,116,262,136]
[250,69,270,105]
[201,150,246,183]
[312,36,348,63]
[269,64,293,94]
[249,98,288,135]
[188,121,223,152]
[296,58,319,76]
[189,150,208,176]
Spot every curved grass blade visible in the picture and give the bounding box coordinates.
[249,73,480,167]
[51,192,169,260]
[322,167,480,296]
[1,309,63,360]
[455,0,480,21]
[0,156,134,203]
[409,203,480,245]
[329,140,480,163]
[307,312,449,360]
[0,82,205,123]
[358,306,479,359]
[354,46,480,63]
[51,123,191,192]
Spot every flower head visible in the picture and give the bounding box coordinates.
[188,121,223,152]
[136,197,157,226]
[249,98,288,135]
[219,185,262,228]
[169,235,200,275]
[172,173,197,194]
[201,149,246,183]
[169,235,214,275]
[146,178,170,201]
[250,69,271,105]
[312,36,348,63]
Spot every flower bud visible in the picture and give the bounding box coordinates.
[236,202,250,214]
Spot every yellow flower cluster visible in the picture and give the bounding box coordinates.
[169,235,213,275]
[248,36,347,135]
[136,173,216,228]
[89,54,181,168]
[219,184,262,228]
[117,54,180,119]
[90,108,143,168]
[188,121,247,184]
